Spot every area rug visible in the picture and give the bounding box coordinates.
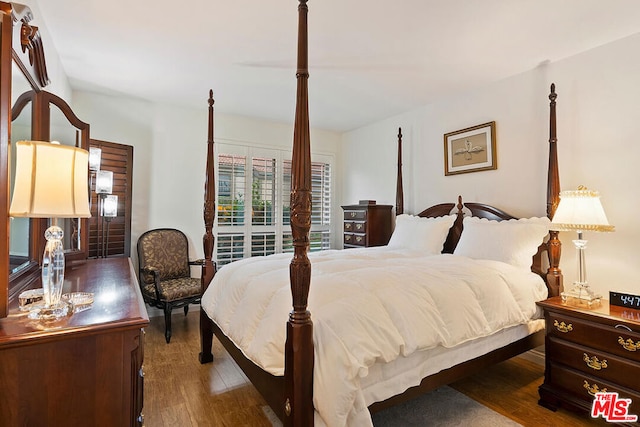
[262,386,522,426]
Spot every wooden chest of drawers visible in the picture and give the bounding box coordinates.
[0,258,149,427]
[537,297,640,424]
[341,202,393,248]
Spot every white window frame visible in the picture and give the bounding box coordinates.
[214,142,334,266]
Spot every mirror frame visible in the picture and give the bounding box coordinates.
[1,1,50,317]
[12,90,90,264]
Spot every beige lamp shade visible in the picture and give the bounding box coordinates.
[9,140,91,218]
[551,187,614,232]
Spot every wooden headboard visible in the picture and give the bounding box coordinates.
[393,85,563,298]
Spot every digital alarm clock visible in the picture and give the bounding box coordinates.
[609,291,640,309]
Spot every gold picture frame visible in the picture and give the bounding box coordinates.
[444,121,496,175]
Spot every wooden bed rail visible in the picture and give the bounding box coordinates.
[545,83,563,297]
[284,0,314,425]
[199,90,216,364]
[202,89,216,291]
[396,127,403,215]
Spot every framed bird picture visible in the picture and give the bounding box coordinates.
[444,121,496,175]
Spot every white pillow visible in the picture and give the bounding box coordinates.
[387,214,456,254]
[454,216,550,268]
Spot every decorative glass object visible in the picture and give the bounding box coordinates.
[62,292,95,313]
[18,288,44,311]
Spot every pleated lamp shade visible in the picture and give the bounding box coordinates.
[9,140,91,218]
[550,187,614,233]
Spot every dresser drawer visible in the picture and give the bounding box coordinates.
[546,312,640,363]
[344,233,366,247]
[344,221,366,233]
[344,210,367,221]
[547,337,640,391]
[546,362,640,415]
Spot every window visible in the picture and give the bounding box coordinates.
[281,160,331,253]
[218,154,245,226]
[215,145,333,266]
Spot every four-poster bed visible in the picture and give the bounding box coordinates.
[199,1,562,425]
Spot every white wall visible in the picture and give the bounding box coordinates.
[341,33,640,299]
[21,1,71,100]
[71,91,342,273]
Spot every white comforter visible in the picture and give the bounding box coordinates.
[201,246,548,426]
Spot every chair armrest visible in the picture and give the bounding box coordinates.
[141,266,163,299]
[141,265,160,277]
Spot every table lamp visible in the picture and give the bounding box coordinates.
[9,140,91,319]
[550,186,614,306]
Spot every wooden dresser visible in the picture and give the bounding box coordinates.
[537,297,640,424]
[341,201,393,248]
[0,257,149,427]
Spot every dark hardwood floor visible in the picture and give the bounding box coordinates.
[144,311,606,427]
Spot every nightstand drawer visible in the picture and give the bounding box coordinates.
[344,210,366,221]
[344,221,366,233]
[547,337,640,391]
[546,312,640,363]
[344,233,366,247]
[546,362,640,415]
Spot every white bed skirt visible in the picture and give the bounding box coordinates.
[361,319,545,406]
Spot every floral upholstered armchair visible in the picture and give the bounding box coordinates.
[137,228,203,343]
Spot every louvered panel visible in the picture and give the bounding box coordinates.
[88,139,133,258]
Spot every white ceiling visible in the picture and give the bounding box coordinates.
[34,0,640,132]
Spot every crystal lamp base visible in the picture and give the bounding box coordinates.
[561,282,602,308]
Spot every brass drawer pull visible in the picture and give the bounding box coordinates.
[553,319,573,333]
[583,353,607,370]
[583,380,607,397]
[345,235,352,242]
[618,336,639,352]
[345,223,352,230]
[355,236,363,243]
[355,223,363,230]
[350,212,356,218]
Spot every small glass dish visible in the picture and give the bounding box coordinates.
[27,301,70,321]
[62,292,94,307]
[18,288,44,311]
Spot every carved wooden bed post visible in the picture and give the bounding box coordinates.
[199,89,216,364]
[396,127,404,215]
[546,83,563,297]
[284,0,314,425]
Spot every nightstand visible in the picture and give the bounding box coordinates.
[537,296,640,424]
[341,201,393,248]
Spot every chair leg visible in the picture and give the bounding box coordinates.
[164,305,173,343]
[184,305,189,316]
